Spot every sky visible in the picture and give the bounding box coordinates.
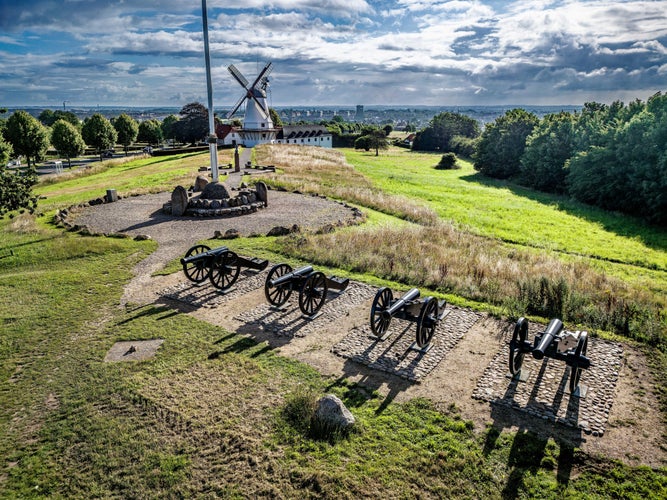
[0,0,666,109]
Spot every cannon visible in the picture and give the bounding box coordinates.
[509,317,591,394]
[369,287,448,349]
[264,263,349,317]
[180,244,268,291]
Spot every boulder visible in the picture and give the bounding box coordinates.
[266,226,290,237]
[201,182,230,200]
[193,175,209,192]
[171,186,189,216]
[255,181,268,206]
[311,394,355,437]
[214,228,240,239]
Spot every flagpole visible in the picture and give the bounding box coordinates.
[201,0,219,182]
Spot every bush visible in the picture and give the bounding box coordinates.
[435,153,459,170]
[450,135,477,157]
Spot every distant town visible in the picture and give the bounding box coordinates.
[9,104,583,130]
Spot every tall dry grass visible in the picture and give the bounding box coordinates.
[255,145,439,225]
[280,223,665,344]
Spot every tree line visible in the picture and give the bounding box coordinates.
[404,94,666,226]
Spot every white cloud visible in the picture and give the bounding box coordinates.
[0,0,665,106]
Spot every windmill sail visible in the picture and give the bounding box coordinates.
[226,62,272,120]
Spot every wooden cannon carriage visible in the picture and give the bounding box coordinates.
[264,263,349,317]
[180,244,268,291]
[369,287,448,349]
[509,317,591,394]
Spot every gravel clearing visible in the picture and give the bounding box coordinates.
[68,190,360,306]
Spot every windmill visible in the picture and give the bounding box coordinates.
[226,62,274,134]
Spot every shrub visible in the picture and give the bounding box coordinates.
[436,153,459,170]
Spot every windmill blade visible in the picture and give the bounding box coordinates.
[226,93,247,119]
[228,64,249,88]
[249,94,269,119]
[249,62,273,90]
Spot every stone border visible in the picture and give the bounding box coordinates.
[472,337,623,436]
[331,307,481,383]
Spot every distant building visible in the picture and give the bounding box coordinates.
[216,123,332,149]
[216,123,243,146]
[355,105,364,122]
[275,125,332,148]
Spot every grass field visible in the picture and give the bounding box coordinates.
[1,147,666,497]
[254,145,666,345]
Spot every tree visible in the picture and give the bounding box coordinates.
[473,109,539,179]
[269,108,282,127]
[0,135,12,166]
[161,114,179,145]
[354,135,371,151]
[82,113,117,160]
[137,119,163,146]
[383,124,393,136]
[520,112,577,192]
[173,102,208,145]
[412,112,480,152]
[51,119,85,168]
[39,109,79,127]
[113,113,139,155]
[0,164,38,218]
[4,110,50,167]
[356,128,389,156]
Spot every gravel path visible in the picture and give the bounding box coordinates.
[69,189,359,305]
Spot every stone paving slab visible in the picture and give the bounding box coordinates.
[160,270,267,308]
[104,339,164,362]
[472,338,623,436]
[233,282,376,338]
[331,307,481,383]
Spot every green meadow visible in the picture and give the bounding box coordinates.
[1,147,666,497]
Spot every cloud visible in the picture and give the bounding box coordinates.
[0,0,665,107]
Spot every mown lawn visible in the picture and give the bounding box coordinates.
[1,149,666,497]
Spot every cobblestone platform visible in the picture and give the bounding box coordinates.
[233,282,376,338]
[160,270,267,308]
[332,307,481,382]
[472,337,623,436]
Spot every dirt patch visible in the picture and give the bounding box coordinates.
[104,339,164,362]
[75,193,667,467]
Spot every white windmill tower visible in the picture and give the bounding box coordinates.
[226,62,277,147]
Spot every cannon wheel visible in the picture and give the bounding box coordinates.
[299,271,328,316]
[370,287,393,337]
[569,331,589,394]
[182,244,211,283]
[416,297,438,347]
[265,263,293,307]
[209,251,240,290]
[509,317,529,375]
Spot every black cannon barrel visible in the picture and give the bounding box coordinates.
[532,318,564,360]
[381,287,420,321]
[268,265,314,288]
[180,246,229,266]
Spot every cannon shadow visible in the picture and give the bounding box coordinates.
[483,363,583,497]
